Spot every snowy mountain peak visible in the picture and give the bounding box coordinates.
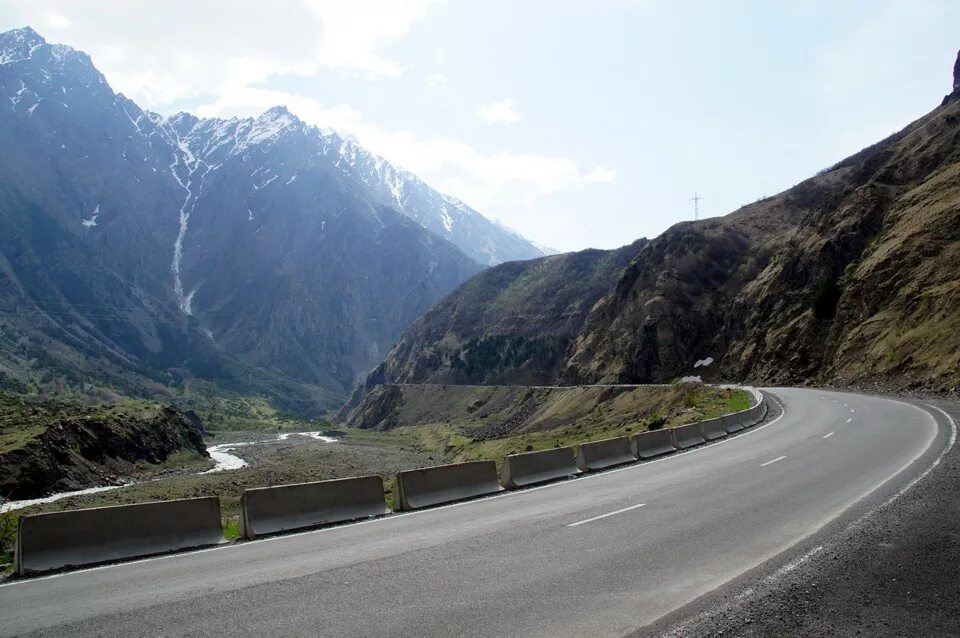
[1,26,545,267]
[0,27,45,66]
[245,106,302,146]
[0,26,43,49]
[0,26,104,89]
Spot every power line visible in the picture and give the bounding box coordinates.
[690,192,703,221]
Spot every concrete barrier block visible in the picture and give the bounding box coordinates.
[741,396,767,428]
[701,417,728,441]
[396,461,502,511]
[500,447,581,489]
[241,475,389,539]
[754,399,769,423]
[630,428,676,459]
[722,412,745,433]
[16,497,223,576]
[673,422,706,449]
[575,436,636,472]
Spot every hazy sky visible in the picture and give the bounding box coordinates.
[1,1,957,251]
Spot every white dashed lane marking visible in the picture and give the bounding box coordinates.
[760,456,787,467]
[567,503,646,528]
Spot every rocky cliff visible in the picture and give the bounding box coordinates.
[0,395,208,500]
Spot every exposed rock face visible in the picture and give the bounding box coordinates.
[0,405,208,500]
[954,49,960,91]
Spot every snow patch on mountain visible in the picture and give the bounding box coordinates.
[81,204,100,227]
[439,204,454,232]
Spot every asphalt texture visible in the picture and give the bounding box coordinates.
[0,389,951,637]
[644,397,960,637]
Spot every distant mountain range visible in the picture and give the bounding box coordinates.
[344,51,960,411]
[0,27,544,410]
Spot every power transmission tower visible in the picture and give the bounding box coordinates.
[690,193,703,221]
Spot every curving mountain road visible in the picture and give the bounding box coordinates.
[0,389,951,637]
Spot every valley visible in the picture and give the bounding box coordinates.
[0,17,958,637]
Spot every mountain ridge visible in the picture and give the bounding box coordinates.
[0,26,540,411]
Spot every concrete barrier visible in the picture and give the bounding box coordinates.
[395,461,502,510]
[15,497,223,575]
[754,399,769,423]
[575,436,636,472]
[630,428,677,459]
[500,447,581,489]
[240,475,389,539]
[722,412,745,433]
[701,417,728,441]
[673,422,706,449]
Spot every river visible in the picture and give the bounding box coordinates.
[0,431,338,513]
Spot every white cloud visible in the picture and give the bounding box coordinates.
[477,98,521,125]
[0,0,438,109]
[425,72,449,88]
[44,10,70,30]
[305,0,439,77]
[584,166,616,183]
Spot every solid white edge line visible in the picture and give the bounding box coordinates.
[660,400,954,637]
[567,503,645,527]
[760,455,787,467]
[823,432,835,439]
[2,390,791,588]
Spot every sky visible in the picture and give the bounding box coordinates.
[1,0,958,252]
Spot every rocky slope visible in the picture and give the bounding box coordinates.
[353,53,960,398]
[347,239,647,399]
[0,394,208,500]
[0,27,519,404]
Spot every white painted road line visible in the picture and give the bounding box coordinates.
[567,503,646,527]
[760,455,786,467]
[823,432,835,439]
[850,409,855,414]
[846,418,853,423]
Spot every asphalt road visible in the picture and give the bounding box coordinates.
[0,388,949,637]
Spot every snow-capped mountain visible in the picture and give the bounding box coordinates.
[327,136,545,265]
[0,27,488,399]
